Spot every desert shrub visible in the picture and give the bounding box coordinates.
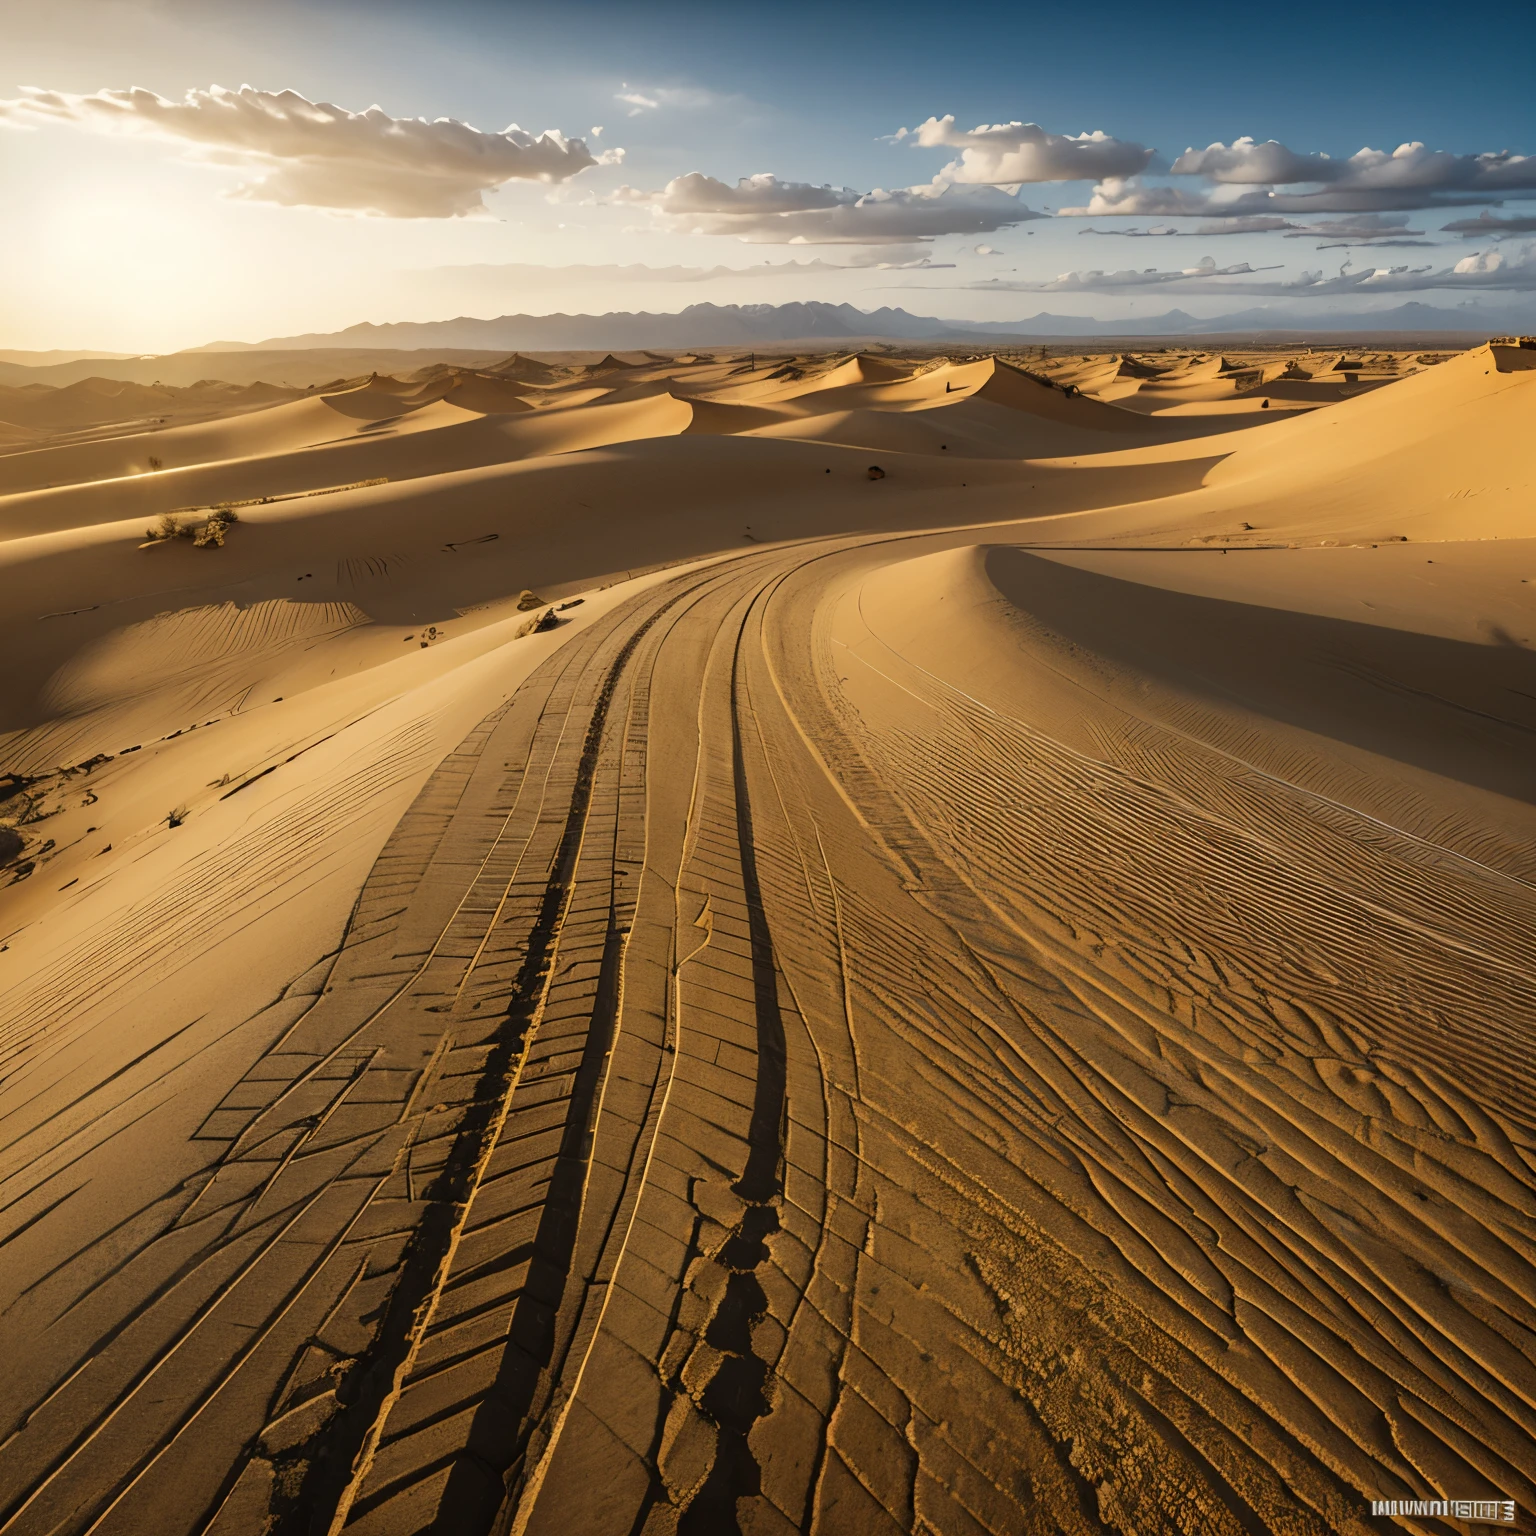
[193,508,239,547]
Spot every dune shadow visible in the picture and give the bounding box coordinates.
[986,546,1536,808]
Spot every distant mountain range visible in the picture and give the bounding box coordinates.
[190,298,1534,354]
[0,348,141,366]
[3,299,1530,392]
[186,303,998,351]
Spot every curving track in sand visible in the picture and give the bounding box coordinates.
[3,513,1532,1536]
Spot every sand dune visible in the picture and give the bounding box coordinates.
[1036,349,1442,418]
[0,422,46,449]
[432,375,536,414]
[0,390,697,539]
[1198,341,1536,540]
[0,389,468,499]
[0,338,1532,1536]
[0,376,303,436]
[490,354,567,386]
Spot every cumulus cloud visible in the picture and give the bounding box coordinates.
[1232,245,1536,294]
[610,171,1044,244]
[1169,138,1335,185]
[893,120,1536,209]
[894,116,1153,184]
[1056,135,1536,220]
[0,83,618,216]
[1062,174,1499,219]
[992,256,1282,292]
[1172,137,1536,194]
[942,242,1536,295]
[1442,210,1536,237]
[1060,178,1221,218]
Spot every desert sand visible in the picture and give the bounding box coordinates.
[0,339,1532,1536]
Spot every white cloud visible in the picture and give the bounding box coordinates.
[0,83,619,217]
[609,171,1044,244]
[1059,178,1218,217]
[876,256,957,269]
[1449,245,1530,278]
[1172,137,1536,194]
[1028,256,1282,291]
[1259,246,1536,293]
[613,172,845,217]
[894,116,1153,184]
[1060,137,1536,220]
[615,83,729,116]
[1170,138,1338,185]
[892,121,1536,209]
[944,242,1536,295]
[1061,175,1500,219]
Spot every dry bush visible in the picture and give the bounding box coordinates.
[143,505,240,547]
[193,508,239,548]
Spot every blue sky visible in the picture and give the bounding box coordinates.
[4,0,1535,350]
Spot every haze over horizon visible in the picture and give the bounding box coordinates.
[4,0,1536,352]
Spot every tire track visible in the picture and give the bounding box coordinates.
[326,573,719,1534]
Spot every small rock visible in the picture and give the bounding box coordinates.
[517,609,561,637]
